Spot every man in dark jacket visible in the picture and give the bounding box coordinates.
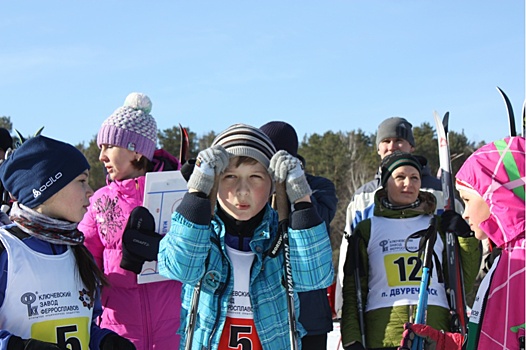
[261,121,338,350]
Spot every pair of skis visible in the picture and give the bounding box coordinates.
[411,112,468,350]
[413,88,521,346]
[433,111,468,336]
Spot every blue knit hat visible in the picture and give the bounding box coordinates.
[97,92,158,160]
[0,135,90,208]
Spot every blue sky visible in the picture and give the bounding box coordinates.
[0,1,524,148]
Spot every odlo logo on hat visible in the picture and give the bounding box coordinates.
[32,172,63,199]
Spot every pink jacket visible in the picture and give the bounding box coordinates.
[79,175,182,350]
[456,136,525,349]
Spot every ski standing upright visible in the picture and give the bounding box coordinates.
[433,111,468,336]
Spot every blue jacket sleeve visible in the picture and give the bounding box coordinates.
[289,221,334,291]
[158,193,214,285]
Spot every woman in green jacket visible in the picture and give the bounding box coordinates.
[341,151,480,350]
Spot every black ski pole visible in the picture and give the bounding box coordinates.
[275,181,299,350]
[185,176,220,350]
[185,280,202,350]
[351,234,366,348]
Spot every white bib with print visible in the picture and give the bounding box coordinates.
[0,230,93,350]
[365,215,449,312]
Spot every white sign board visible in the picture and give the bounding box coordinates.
[137,170,187,284]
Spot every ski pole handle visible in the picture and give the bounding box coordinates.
[209,175,220,217]
[275,181,289,221]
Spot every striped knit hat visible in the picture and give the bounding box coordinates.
[212,123,276,168]
[380,150,422,187]
[97,92,157,160]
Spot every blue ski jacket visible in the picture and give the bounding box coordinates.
[158,193,334,350]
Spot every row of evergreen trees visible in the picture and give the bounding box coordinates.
[78,121,483,266]
[0,115,484,267]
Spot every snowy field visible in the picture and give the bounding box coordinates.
[327,321,342,349]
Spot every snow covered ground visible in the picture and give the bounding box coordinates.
[327,321,342,349]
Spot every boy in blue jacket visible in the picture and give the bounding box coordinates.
[158,123,334,349]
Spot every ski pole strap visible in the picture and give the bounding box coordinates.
[422,218,438,271]
[404,222,443,283]
[266,225,285,258]
[494,139,525,200]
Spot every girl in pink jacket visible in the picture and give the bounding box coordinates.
[79,93,182,350]
[399,136,525,350]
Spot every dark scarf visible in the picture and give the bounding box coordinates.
[9,202,84,245]
[381,197,421,211]
[218,205,266,252]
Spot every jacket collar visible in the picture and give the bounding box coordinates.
[374,188,436,218]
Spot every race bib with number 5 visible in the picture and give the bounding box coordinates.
[31,317,89,350]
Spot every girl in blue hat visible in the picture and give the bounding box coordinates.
[0,135,135,350]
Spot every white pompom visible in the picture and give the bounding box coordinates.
[123,92,152,114]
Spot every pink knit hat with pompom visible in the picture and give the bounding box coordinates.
[97,92,157,160]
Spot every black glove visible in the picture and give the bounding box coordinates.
[7,336,65,350]
[440,210,474,238]
[100,333,136,350]
[120,206,162,274]
[344,342,365,350]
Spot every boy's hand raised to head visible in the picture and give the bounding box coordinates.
[269,150,312,203]
[187,145,230,196]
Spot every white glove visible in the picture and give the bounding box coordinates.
[187,145,230,195]
[269,150,312,203]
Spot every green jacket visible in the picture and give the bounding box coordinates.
[341,189,480,348]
